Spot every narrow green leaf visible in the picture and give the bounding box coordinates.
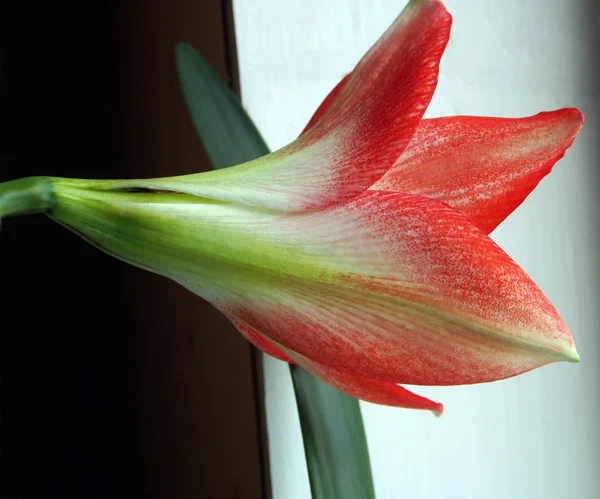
[174,42,376,499]
[175,42,269,168]
[291,366,376,499]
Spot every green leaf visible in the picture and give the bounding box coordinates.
[175,43,269,169]
[291,366,376,499]
[174,43,376,499]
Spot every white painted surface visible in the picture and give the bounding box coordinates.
[232,1,600,498]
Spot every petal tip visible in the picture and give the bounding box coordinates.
[405,0,452,27]
[534,107,584,133]
[560,107,585,130]
[563,344,580,364]
[550,341,580,364]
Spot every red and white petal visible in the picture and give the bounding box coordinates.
[225,314,443,413]
[59,180,579,387]
[291,350,444,415]
[372,109,584,234]
[224,312,295,363]
[95,0,451,211]
[198,190,578,386]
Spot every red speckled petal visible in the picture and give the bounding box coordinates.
[102,0,451,211]
[371,109,584,234]
[206,190,578,386]
[292,351,444,415]
[224,314,443,413]
[224,313,295,363]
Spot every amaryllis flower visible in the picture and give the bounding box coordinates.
[0,0,583,414]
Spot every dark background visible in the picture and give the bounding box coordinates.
[0,1,268,498]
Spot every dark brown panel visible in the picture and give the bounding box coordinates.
[116,1,267,498]
[0,0,268,498]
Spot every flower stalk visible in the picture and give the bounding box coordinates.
[0,177,54,220]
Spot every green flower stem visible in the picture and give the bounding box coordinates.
[0,177,55,219]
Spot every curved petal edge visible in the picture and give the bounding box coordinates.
[89,0,452,212]
[372,108,585,234]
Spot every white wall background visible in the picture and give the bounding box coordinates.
[232,1,600,498]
